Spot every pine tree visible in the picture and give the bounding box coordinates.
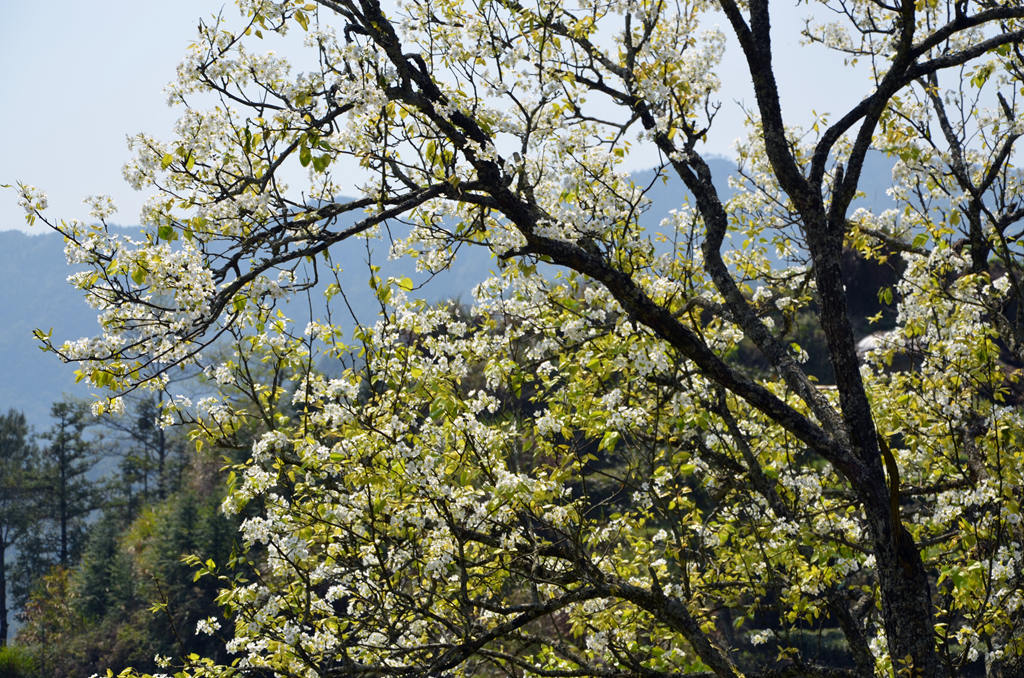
[0,409,34,646]
[11,399,101,609]
[105,395,186,520]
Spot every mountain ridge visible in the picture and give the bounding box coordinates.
[1,156,896,427]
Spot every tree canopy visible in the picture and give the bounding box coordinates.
[17,0,1024,676]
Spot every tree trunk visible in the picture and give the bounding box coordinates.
[808,218,942,676]
[861,476,942,676]
[59,435,68,567]
[1,540,8,646]
[157,424,166,500]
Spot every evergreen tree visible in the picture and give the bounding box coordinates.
[105,395,187,520]
[0,409,33,646]
[75,513,135,623]
[16,461,240,677]
[11,399,100,609]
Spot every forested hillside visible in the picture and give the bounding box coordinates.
[0,397,237,676]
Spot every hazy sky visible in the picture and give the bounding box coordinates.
[0,1,871,233]
[1,0,214,233]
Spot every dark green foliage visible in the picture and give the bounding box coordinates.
[9,567,77,678]
[0,395,236,676]
[10,400,101,613]
[0,409,34,646]
[15,454,239,677]
[839,245,904,338]
[105,396,188,520]
[0,643,36,678]
[75,514,136,622]
[727,246,903,385]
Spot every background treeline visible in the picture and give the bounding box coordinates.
[0,396,242,678]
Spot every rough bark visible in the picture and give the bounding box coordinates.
[0,542,7,646]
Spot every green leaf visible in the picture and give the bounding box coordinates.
[396,276,414,291]
[970,64,993,88]
[299,144,312,167]
[598,430,620,452]
[311,153,331,172]
[161,153,174,169]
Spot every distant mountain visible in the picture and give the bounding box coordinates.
[0,230,99,426]
[0,225,499,428]
[0,154,897,428]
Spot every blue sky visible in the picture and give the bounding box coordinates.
[1,0,212,233]
[1,1,870,233]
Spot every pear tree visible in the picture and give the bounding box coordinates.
[17,0,1024,675]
